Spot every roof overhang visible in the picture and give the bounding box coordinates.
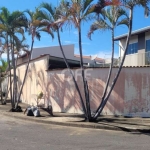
[48,56,81,70]
[114,26,150,41]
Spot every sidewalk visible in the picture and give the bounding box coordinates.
[0,102,150,133]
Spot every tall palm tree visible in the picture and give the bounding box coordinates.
[53,0,100,121]
[0,7,28,109]
[48,0,122,121]
[16,9,54,108]
[38,2,87,119]
[93,0,150,120]
[88,5,129,119]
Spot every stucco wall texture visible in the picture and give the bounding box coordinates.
[17,56,150,117]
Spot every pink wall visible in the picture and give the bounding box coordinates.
[46,67,150,117]
[17,56,150,117]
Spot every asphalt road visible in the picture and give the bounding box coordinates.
[0,114,150,150]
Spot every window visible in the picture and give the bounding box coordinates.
[146,39,150,52]
[146,39,150,65]
[126,43,138,55]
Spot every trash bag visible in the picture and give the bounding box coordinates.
[26,107,34,116]
[33,108,40,117]
[31,106,37,113]
[24,106,40,117]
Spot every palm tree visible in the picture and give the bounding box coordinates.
[92,0,150,120]
[47,0,122,121]
[38,2,87,119]
[16,8,54,109]
[0,7,28,109]
[88,5,129,119]
[53,0,100,121]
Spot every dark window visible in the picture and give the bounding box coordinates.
[126,43,138,55]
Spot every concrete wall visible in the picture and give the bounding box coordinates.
[16,57,150,117]
[46,67,150,117]
[16,55,49,106]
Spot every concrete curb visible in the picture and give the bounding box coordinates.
[1,111,150,133]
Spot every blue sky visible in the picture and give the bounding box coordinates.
[1,0,150,59]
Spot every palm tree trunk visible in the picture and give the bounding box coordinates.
[6,34,13,108]
[94,28,115,118]
[15,40,34,109]
[78,23,91,121]
[57,29,87,119]
[102,28,114,99]
[11,37,17,105]
[93,8,133,120]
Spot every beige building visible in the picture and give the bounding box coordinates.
[114,26,150,66]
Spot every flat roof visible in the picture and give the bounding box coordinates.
[114,26,150,41]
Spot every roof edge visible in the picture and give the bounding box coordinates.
[114,26,150,41]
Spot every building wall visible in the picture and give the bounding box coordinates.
[46,67,150,117]
[119,35,138,58]
[32,45,75,60]
[119,39,126,58]
[17,56,29,65]
[16,57,150,117]
[16,55,49,106]
[145,31,150,41]
[119,34,149,66]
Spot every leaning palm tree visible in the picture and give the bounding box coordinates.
[92,0,150,120]
[88,5,129,118]
[38,2,87,119]
[16,9,54,109]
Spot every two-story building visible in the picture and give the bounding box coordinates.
[114,26,150,66]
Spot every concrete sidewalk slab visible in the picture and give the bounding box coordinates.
[0,103,150,133]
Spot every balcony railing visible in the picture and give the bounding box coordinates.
[119,51,150,66]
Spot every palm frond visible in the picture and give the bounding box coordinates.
[88,20,110,39]
[0,7,10,22]
[117,18,129,27]
[39,2,55,17]
[82,0,94,12]
[38,27,54,39]
[35,31,41,41]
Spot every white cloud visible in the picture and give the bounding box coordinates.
[64,40,71,44]
[95,51,119,59]
[64,40,77,44]
[73,31,78,36]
